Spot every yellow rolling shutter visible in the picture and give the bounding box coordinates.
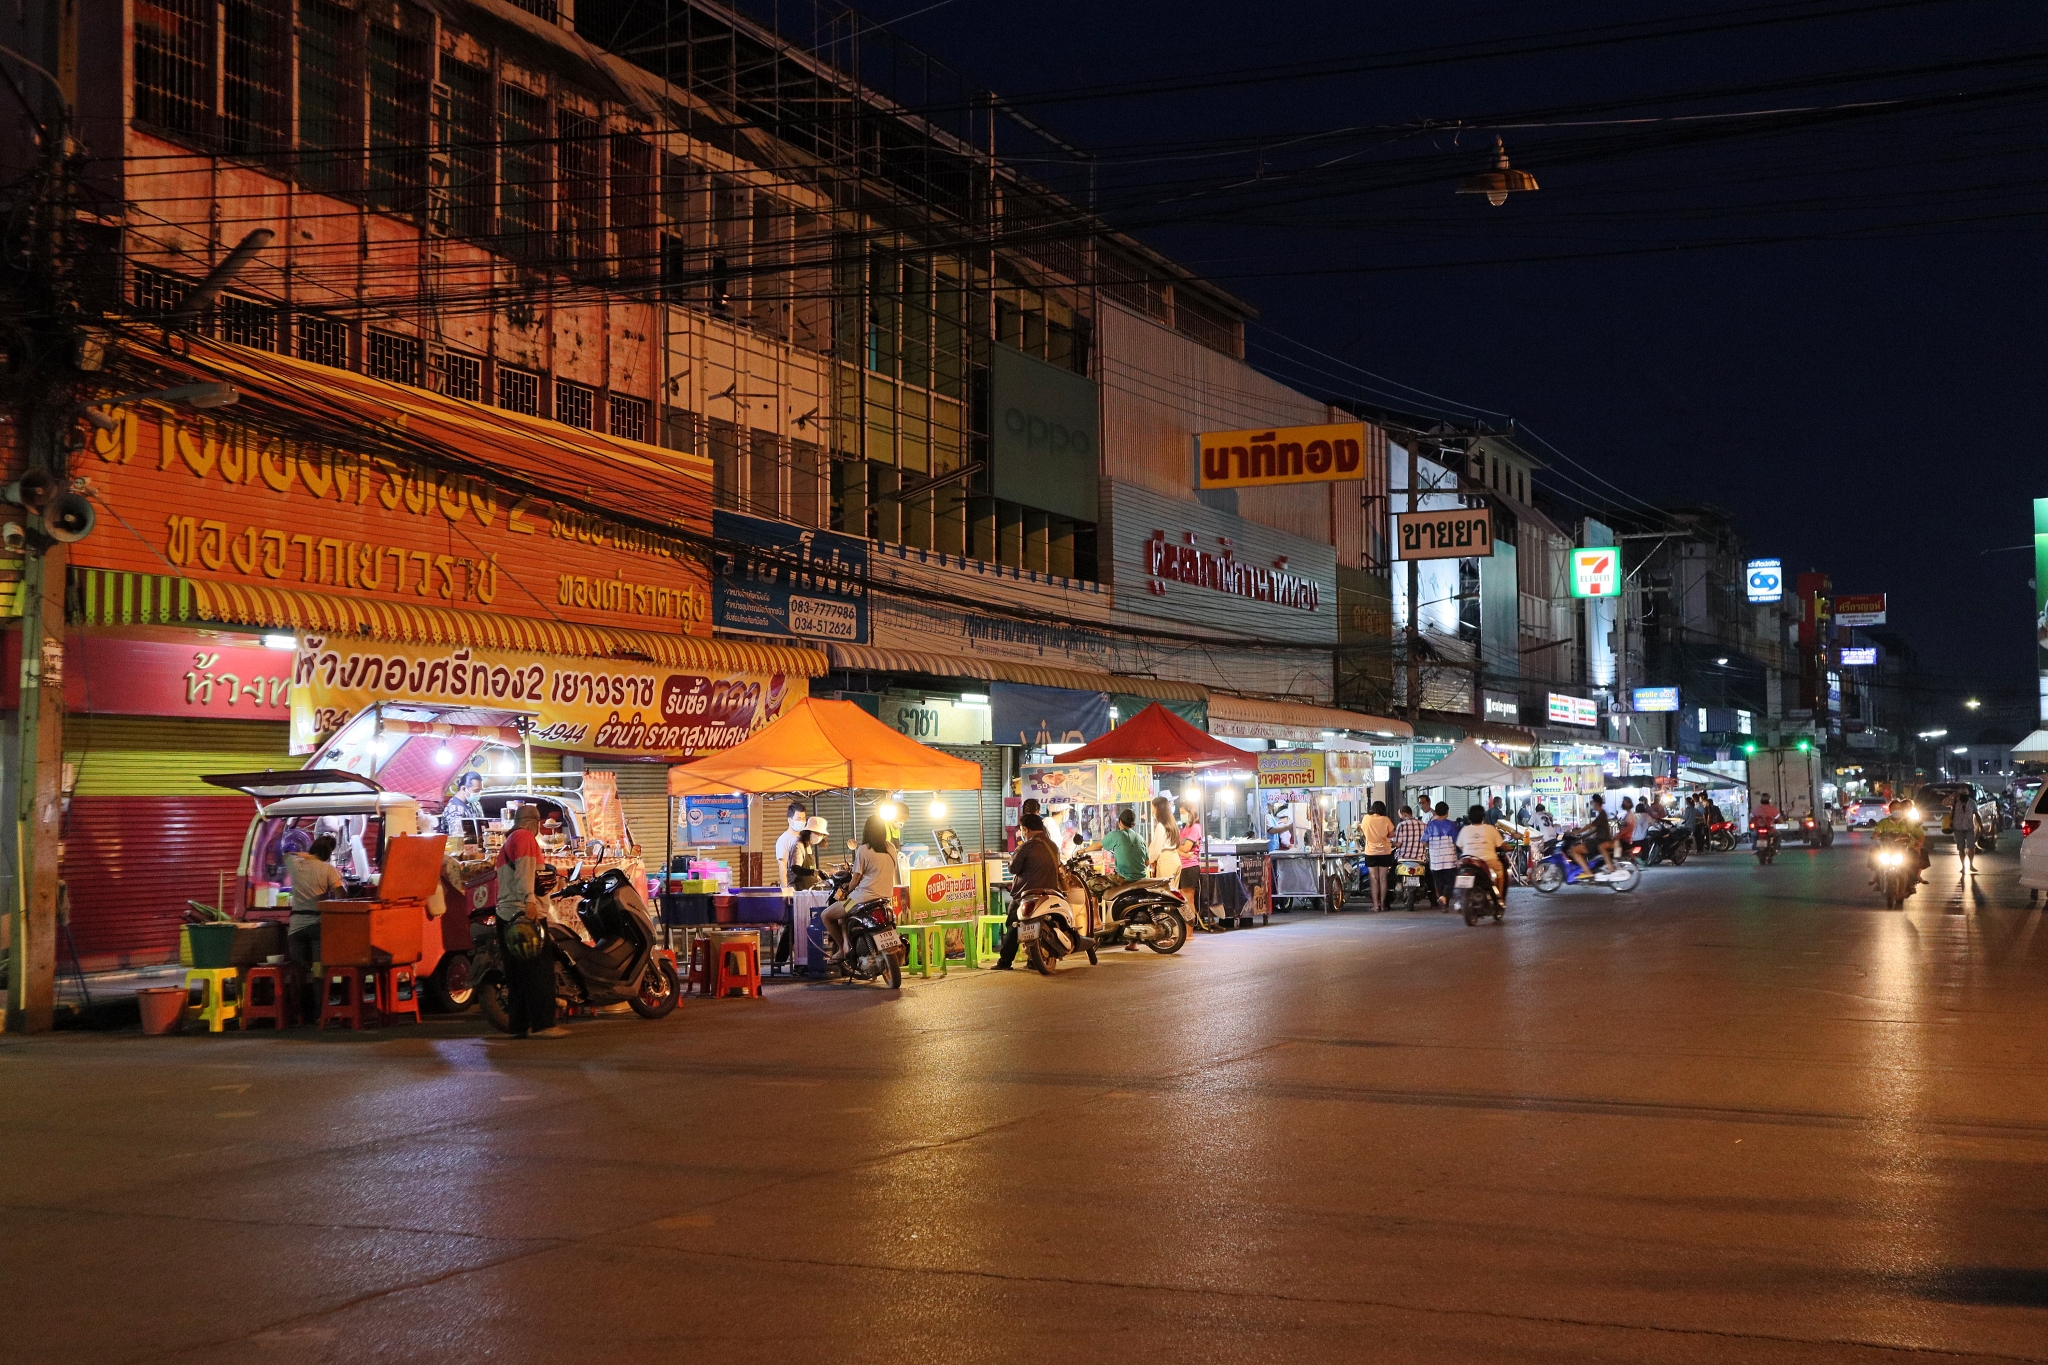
[65,716,295,797]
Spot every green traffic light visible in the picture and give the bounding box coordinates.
[1742,742,1758,754]
[1797,739,1811,752]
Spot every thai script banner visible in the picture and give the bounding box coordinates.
[710,508,869,644]
[290,636,805,758]
[907,863,985,922]
[1257,751,1325,788]
[1197,422,1370,490]
[80,408,711,634]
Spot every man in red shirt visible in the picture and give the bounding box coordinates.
[497,805,568,1039]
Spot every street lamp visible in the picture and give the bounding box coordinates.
[1965,698,1982,710]
[1457,137,1539,206]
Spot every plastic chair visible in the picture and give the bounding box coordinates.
[183,968,240,1033]
[710,934,763,999]
[238,964,301,1030]
[683,929,717,996]
[933,919,979,968]
[319,967,379,1030]
[975,915,1009,964]
[377,965,421,1024]
[900,923,945,978]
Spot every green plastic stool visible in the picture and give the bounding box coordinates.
[975,915,1008,964]
[933,918,979,968]
[900,923,946,979]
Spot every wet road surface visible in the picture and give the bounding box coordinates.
[4,833,2047,1363]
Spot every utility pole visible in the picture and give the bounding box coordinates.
[1404,440,1421,721]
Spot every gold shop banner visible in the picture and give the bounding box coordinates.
[291,636,806,759]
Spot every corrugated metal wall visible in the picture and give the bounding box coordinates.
[894,745,1006,862]
[66,716,294,795]
[63,796,255,966]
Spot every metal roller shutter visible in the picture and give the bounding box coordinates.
[65,716,296,795]
[895,744,1006,863]
[62,796,257,967]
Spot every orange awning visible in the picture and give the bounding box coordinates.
[668,697,982,795]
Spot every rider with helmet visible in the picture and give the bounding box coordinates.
[1870,798,1927,888]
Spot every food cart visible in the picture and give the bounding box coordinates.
[1255,749,1377,912]
[1019,760,1154,932]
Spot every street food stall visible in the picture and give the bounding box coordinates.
[665,698,984,972]
[1019,759,1154,931]
[1254,748,1379,912]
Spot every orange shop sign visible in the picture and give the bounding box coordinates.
[1196,422,1370,490]
[79,409,710,633]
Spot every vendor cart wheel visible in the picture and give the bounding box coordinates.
[1145,909,1188,955]
[427,953,476,1014]
[629,958,681,1019]
[477,970,514,1035]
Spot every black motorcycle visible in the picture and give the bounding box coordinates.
[820,865,904,989]
[1062,851,1188,954]
[477,867,682,1030]
[1449,855,1503,926]
[1634,821,1693,867]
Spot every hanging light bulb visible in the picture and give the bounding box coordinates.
[928,799,947,820]
[434,746,455,767]
[1458,137,1538,206]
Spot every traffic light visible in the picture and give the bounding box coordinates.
[1796,739,1811,752]
[1742,741,1758,755]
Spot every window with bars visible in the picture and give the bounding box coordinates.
[611,138,657,290]
[608,395,648,443]
[299,1,361,196]
[367,330,422,384]
[135,0,214,139]
[438,351,483,401]
[298,315,351,369]
[220,295,276,350]
[221,1,290,155]
[556,380,595,429]
[130,266,193,317]
[368,11,431,216]
[500,86,550,260]
[558,111,607,272]
[498,366,542,416]
[442,60,495,241]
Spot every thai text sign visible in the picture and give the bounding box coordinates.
[1832,593,1887,626]
[1395,509,1494,561]
[81,408,711,633]
[1745,558,1783,603]
[1257,750,1326,788]
[1548,693,1599,727]
[289,637,804,758]
[683,796,749,845]
[907,863,985,922]
[1528,765,1605,796]
[711,509,868,644]
[2,633,291,716]
[1197,422,1368,489]
[1021,761,1152,806]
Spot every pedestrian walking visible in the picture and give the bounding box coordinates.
[1358,800,1395,910]
[496,804,567,1039]
[1950,790,1978,874]
[1424,802,1461,906]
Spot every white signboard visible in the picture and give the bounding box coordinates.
[1745,558,1783,603]
[1547,693,1598,727]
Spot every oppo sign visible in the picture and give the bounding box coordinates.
[1745,558,1784,603]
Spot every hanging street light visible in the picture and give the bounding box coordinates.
[1458,137,1539,206]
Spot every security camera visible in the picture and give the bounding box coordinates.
[0,522,23,552]
[81,407,119,433]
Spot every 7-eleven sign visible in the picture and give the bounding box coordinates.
[1571,547,1622,598]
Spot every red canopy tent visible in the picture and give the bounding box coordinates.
[1051,703,1255,770]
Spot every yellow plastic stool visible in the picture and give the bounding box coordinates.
[900,923,946,979]
[183,967,241,1033]
[975,915,1008,964]
[933,919,978,969]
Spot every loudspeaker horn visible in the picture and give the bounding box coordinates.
[3,470,53,511]
[42,492,94,543]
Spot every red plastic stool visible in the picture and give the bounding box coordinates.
[377,965,421,1024]
[319,967,379,1030]
[239,965,302,1030]
[711,935,763,1000]
[684,932,715,997]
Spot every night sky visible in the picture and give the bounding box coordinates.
[878,0,2048,737]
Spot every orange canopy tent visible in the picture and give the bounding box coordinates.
[666,697,981,795]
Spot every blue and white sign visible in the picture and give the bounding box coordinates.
[683,796,750,846]
[1744,557,1783,603]
[712,510,869,644]
[1632,686,1680,712]
[1840,646,1877,667]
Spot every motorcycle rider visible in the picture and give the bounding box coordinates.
[995,811,1094,969]
[1871,798,1928,888]
[824,815,897,964]
[1455,804,1507,901]
[496,804,568,1040]
[1751,793,1781,851]
[1569,794,1616,878]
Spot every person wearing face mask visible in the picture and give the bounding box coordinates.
[773,800,809,889]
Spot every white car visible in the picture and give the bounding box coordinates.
[1847,797,1889,828]
[2022,784,2048,902]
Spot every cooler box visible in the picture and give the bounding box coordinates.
[728,887,785,923]
[186,922,284,968]
[318,834,443,967]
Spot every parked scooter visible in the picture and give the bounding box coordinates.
[1449,856,1504,925]
[1704,819,1738,853]
[1391,856,1435,910]
[818,864,904,989]
[477,867,681,1031]
[1634,821,1693,867]
[1062,852,1188,953]
[1012,884,1095,975]
[1752,821,1779,865]
[1531,842,1641,893]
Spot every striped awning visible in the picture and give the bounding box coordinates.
[1206,693,1414,741]
[824,643,1208,702]
[68,569,824,676]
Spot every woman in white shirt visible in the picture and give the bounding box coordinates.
[1454,804,1507,900]
[1146,795,1183,894]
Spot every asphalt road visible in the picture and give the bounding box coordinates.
[4,832,2047,1364]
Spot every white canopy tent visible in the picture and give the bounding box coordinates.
[2011,729,2048,758]
[1403,738,1518,789]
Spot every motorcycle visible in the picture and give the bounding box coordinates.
[818,865,905,989]
[1391,856,1434,910]
[1634,822,1693,867]
[1873,833,1919,909]
[1012,884,1095,975]
[477,867,681,1031]
[1449,856,1503,925]
[1063,852,1188,954]
[1752,822,1779,865]
[1704,819,1738,853]
[1531,841,1641,893]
